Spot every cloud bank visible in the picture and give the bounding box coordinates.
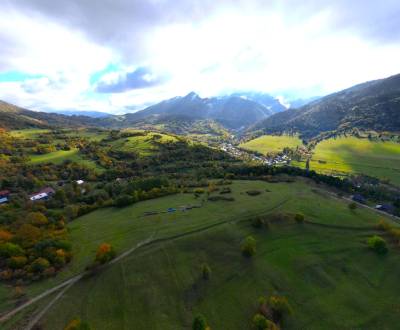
[0,0,400,113]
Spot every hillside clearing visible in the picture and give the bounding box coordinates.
[240,135,303,154]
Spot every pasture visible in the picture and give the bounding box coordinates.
[309,136,400,185]
[3,179,399,329]
[240,134,303,154]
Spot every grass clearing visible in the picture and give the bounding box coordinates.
[111,131,178,157]
[28,148,103,171]
[308,136,400,185]
[240,135,303,154]
[2,179,398,329]
[10,129,51,139]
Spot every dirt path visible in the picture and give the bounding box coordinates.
[0,198,292,327]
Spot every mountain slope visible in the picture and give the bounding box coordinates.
[0,100,97,130]
[252,73,400,138]
[123,92,275,129]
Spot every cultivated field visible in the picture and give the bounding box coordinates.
[4,179,399,329]
[240,135,303,154]
[308,136,400,185]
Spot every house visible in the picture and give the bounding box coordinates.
[0,190,10,198]
[30,187,55,201]
[0,197,8,204]
[352,194,366,204]
[76,180,84,185]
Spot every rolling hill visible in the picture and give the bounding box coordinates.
[252,73,400,139]
[0,100,98,130]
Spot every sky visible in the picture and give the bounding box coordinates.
[1,0,400,114]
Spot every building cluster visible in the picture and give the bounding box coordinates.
[220,143,291,166]
[0,180,85,204]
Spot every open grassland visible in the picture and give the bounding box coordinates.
[309,136,400,185]
[2,179,398,329]
[240,134,303,154]
[10,128,51,139]
[28,148,103,171]
[111,131,178,157]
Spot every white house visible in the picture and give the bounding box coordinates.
[76,180,84,185]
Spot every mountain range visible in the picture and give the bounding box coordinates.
[1,74,400,138]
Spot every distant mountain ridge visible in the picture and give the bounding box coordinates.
[252,73,400,139]
[123,92,284,129]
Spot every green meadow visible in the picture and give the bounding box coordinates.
[309,136,400,185]
[111,131,178,157]
[240,135,303,154]
[28,148,103,171]
[4,179,399,329]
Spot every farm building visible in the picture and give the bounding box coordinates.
[0,190,10,198]
[30,187,55,201]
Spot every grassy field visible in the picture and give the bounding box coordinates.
[3,179,399,329]
[308,136,400,185]
[111,131,178,157]
[240,135,303,154]
[28,148,103,171]
[10,128,51,139]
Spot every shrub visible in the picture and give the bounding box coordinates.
[192,314,208,330]
[0,242,24,257]
[219,187,231,194]
[114,194,135,207]
[95,243,116,264]
[31,257,50,273]
[252,313,278,330]
[294,213,305,223]
[252,217,264,229]
[0,229,13,242]
[27,212,48,226]
[246,190,261,196]
[201,263,211,280]
[268,295,292,323]
[64,318,91,330]
[376,219,391,231]
[208,196,234,202]
[7,256,28,269]
[367,235,388,255]
[241,236,257,257]
[348,202,357,210]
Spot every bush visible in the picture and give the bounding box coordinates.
[348,202,357,210]
[7,256,28,269]
[31,257,50,273]
[294,213,305,223]
[95,243,116,264]
[192,314,208,330]
[252,313,278,330]
[201,263,211,280]
[114,194,135,207]
[246,190,262,196]
[241,236,257,257]
[367,235,388,255]
[0,242,24,257]
[208,195,234,202]
[268,295,292,323]
[64,318,91,330]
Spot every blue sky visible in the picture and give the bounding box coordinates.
[0,0,400,114]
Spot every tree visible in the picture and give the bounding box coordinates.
[241,236,257,257]
[348,202,357,210]
[268,295,292,323]
[294,213,305,223]
[95,243,116,264]
[15,224,41,247]
[192,314,208,330]
[31,257,50,273]
[252,313,278,330]
[64,318,91,330]
[27,212,48,226]
[114,194,134,207]
[0,242,24,257]
[367,235,388,255]
[201,263,211,280]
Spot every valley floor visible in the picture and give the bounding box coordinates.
[3,179,400,329]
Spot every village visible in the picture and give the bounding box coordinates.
[219,142,290,166]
